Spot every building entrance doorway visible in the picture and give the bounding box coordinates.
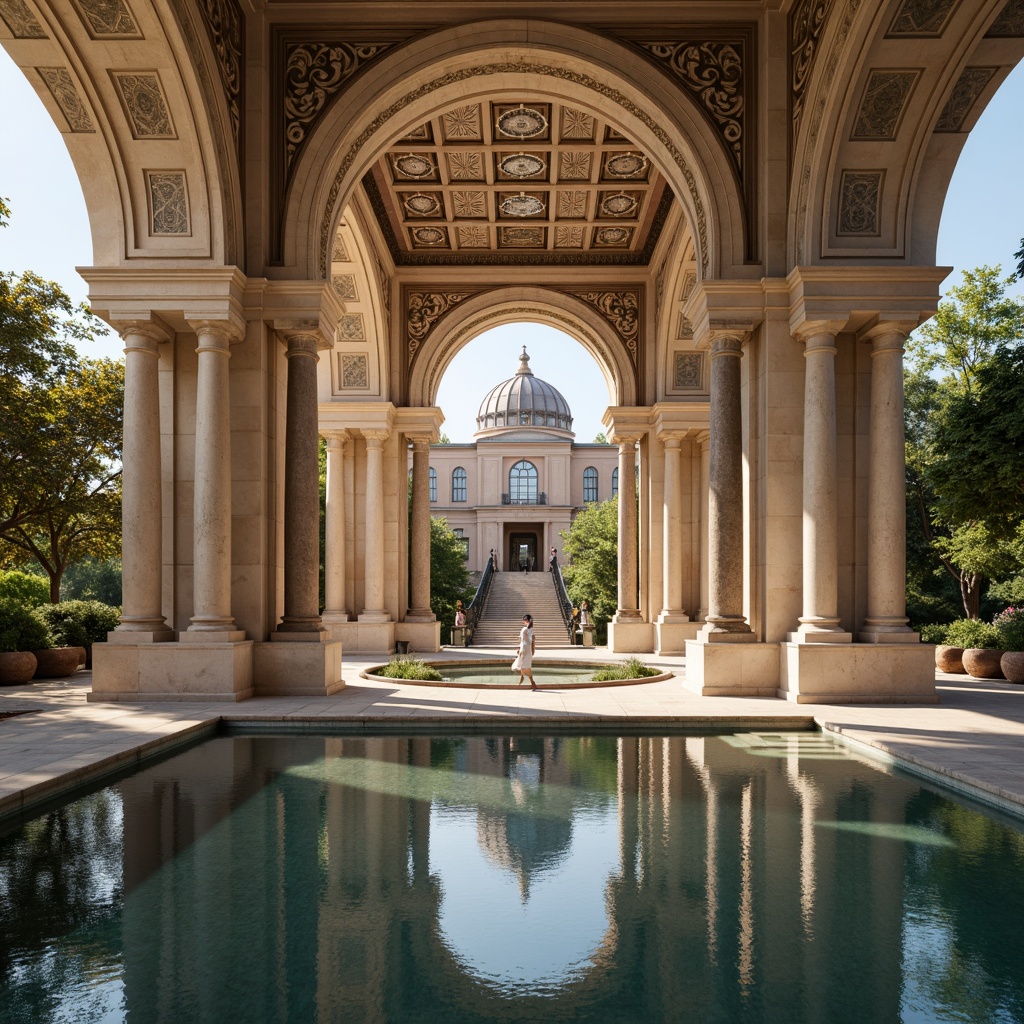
[509,532,540,573]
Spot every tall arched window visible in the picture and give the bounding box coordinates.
[611,467,619,499]
[429,467,437,503]
[583,466,598,503]
[452,467,467,502]
[509,460,538,504]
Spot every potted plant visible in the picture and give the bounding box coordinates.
[994,607,1024,684]
[0,598,53,685]
[33,600,120,669]
[946,618,1005,679]
[922,623,964,673]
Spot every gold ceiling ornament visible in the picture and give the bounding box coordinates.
[500,192,546,217]
[394,153,437,178]
[496,104,549,139]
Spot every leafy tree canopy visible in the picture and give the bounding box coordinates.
[429,516,474,634]
[561,495,618,641]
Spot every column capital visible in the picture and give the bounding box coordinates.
[708,332,746,358]
[363,428,390,447]
[659,432,685,449]
[273,319,334,351]
[611,432,642,448]
[793,320,845,347]
[282,332,321,361]
[408,435,432,452]
[113,317,172,347]
[322,429,350,450]
[188,319,243,349]
[858,319,915,351]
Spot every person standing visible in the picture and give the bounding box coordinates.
[549,547,558,572]
[580,600,591,626]
[512,613,536,689]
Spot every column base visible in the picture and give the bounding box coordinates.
[270,628,329,643]
[859,622,920,643]
[778,641,937,703]
[182,629,246,644]
[786,629,853,644]
[683,639,779,696]
[698,622,756,643]
[396,621,441,653]
[655,620,702,656]
[107,628,176,644]
[358,611,391,624]
[607,620,654,653]
[90,639,254,702]
[322,611,350,625]
[404,609,436,623]
[253,639,344,696]
[322,619,395,654]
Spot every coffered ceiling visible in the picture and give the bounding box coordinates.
[363,98,673,266]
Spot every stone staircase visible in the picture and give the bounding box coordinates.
[471,572,571,648]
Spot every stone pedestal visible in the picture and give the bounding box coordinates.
[607,620,654,653]
[323,619,395,654]
[683,640,780,697]
[656,620,702,655]
[252,637,344,697]
[396,620,442,652]
[779,642,937,703]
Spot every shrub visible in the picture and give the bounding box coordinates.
[591,656,660,682]
[32,600,120,649]
[0,570,49,608]
[375,657,443,682]
[0,599,53,652]
[919,623,949,644]
[944,618,1003,650]
[993,607,1024,652]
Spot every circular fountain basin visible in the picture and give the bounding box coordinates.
[361,659,673,689]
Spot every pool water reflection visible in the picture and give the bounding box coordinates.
[2,730,1024,1023]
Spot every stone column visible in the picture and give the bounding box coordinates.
[360,430,390,621]
[702,334,752,638]
[186,321,243,639]
[861,327,917,642]
[113,321,173,640]
[276,332,325,635]
[659,433,688,622]
[322,431,349,622]
[793,326,850,641]
[407,436,435,621]
[614,435,642,622]
[698,432,710,621]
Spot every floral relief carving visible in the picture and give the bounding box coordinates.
[336,314,365,341]
[986,0,1024,36]
[73,0,139,37]
[37,68,93,132]
[837,170,882,235]
[677,315,694,340]
[446,152,484,181]
[791,0,834,139]
[457,226,489,248]
[332,234,349,262]
[887,0,958,35]
[640,41,744,173]
[851,70,919,139]
[554,226,584,248]
[573,291,639,364]
[285,42,392,172]
[407,292,474,360]
[674,352,703,390]
[146,171,190,235]
[331,275,357,301]
[0,0,46,37]
[340,354,368,389]
[935,67,996,131]
[194,0,243,147]
[112,72,175,138]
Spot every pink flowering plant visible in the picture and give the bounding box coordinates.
[993,607,1024,652]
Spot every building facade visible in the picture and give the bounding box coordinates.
[4,0,1022,702]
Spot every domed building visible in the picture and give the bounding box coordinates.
[422,347,619,572]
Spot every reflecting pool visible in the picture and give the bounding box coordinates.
[3,730,1024,1023]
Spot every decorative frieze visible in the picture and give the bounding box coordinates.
[111,72,175,138]
[677,315,694,340]
[851,70,919,140]
[37,68,94,132]
[407,292,474,360]
[194,0,243,147]
[146,171,190,235]
[0,0,46,37]
[837,170,882,235]
[935,67,997,132]
[886,0,958,36]
[573,291,640,364]
[791,0,834,138]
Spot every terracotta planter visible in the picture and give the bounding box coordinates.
[75,647,87,667]
[962,648,1006,680]
[32,647,82,679]
[0,651,38,686]
[1001,651,1024,684]
[935,645,965,673]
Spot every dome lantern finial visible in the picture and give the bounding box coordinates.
[517,346,533,376]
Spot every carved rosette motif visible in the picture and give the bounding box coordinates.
[195,0,243,147]
[37,68,94,132]
[0,0,46,37]
[285,43,393,172]
[407,292,474,363]
[639,41,744,174]
[935,67,996,131]
[112,72,175,138]
[573,291,640,364]
[791,0,834,139]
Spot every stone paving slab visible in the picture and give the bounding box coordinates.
[5,652,1024,823]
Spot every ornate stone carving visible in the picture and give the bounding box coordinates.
[441,105,480,140]
[987,0,1024,36]
[336,313,364,340]
[935,67,997,131]
[557,191,588,218]
[37,68,93,132]
[498,226,545,247]
[407,292,473,359]
[332,234,349,262]
[837,170,882,235]
[554,226,584,248]
[0,0,46,38]
[499,153,545,178]
[574,291,639,363]
[680,270,697,300]
[558,151,591,180]
[374,256,391,320]
[73,0,139,37]
[112,72,175,138]
[640,41,744,173]
[340,354,368,389]
[593,226,633,247]
[887,0,958,35]
[409,226,449,248]
[457,225,489,248]
[195,0,243,146]
[791,0,833,138]
[560,107,595,139]
[677,315,694,340]
[446,151,484,181]
[851,70,919,139]
[674,352,703,389]
[147,171,190,235]
[451,191,486,218]
[496,105,548,139]
[331,274,357,301]
[285,43,392,171]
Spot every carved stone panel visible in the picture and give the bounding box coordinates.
[195,0,243,146]
[457,226,489,248]
[851,70,920,140]
[331,274,357,301]
[112,72,175,138]
[573,290,640,364]
[677,315,694,340]
[886,0,958,36]
[791,0,834,138]
[935,67,997,131]
[71,0,140,38]
[407,292,474,362]
[340,353,368,389]
[146,171,190,235]
[837,170,883,235]
[336,313,365,341]
[0,0,47,38]
[673,352,704,390]
[554,226,584,248]
[986,0,1024,36]
[37,68,94,132]
[332,234,349,262]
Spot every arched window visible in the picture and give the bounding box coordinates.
[429,466,437,503]
[583,467,598,503]
[509,460,538,504]
[611,467,619,499]
[452,467,467,502]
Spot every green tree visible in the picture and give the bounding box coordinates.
[593,431,609,444]
[905,267,1024,618]
[561,495,618,642]
[429,516,474,635]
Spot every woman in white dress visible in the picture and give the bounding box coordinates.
[512,613,536,689]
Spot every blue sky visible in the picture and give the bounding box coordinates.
[2,51,1022,442]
